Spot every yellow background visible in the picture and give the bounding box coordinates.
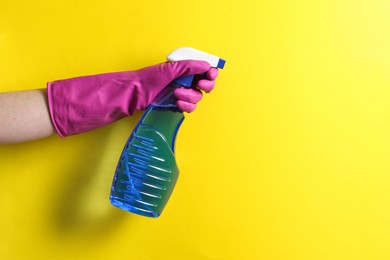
[1,0,390,259]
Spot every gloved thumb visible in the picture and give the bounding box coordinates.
[162,60,211,80]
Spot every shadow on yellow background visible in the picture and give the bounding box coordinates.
[2,0,390,259]
[47,123,129,236]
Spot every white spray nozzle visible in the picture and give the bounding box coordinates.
[167,47,225,69]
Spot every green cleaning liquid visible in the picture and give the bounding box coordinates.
[110,85,184,217]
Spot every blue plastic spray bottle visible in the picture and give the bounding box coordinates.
[109,47,226,217]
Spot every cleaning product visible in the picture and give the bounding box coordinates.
[109,47,226,217]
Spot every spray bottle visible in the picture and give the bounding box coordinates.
[109,47,226,217]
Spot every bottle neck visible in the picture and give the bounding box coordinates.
[141,81,186,151]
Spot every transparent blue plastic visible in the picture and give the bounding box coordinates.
[110,82,185,217]
[110,48,226,217]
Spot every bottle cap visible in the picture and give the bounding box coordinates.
[167,47,225,87]
[167,47,225,69]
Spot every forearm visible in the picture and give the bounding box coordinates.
[0,59,218,144]
[0,89,55,144]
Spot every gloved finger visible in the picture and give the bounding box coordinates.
[176,100,197,113]
[206,68,219,80]
[196,79,216,93]
[174,88,203,104]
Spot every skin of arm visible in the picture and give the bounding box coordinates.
[0,89,55,144]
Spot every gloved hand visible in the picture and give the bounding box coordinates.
[47,60,218,137]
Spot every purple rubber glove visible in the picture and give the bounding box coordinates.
[47,60,218,137]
